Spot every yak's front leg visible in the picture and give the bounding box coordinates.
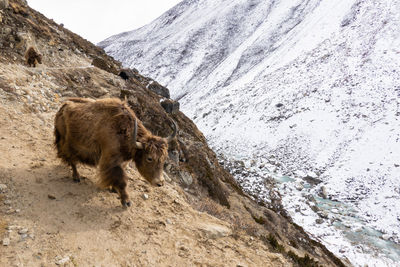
[100,163,131,207]
[111,165,131,208]
[99,150,131,207]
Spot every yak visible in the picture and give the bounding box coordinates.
[54,97,177,207]
[24,47,42,67]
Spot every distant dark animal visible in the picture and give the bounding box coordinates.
[24,47,42,67]
[118,68,137,80]
[54,98,177,207]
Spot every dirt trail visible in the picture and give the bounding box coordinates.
[0,93,288,266]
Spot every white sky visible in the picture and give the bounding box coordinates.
[27,0,182,44]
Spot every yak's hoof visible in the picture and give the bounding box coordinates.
[122,200,131,208]
[109,187,117,193]
[73,177,81,183]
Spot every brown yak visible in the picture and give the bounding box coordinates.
[24,47,42,67]
[54,97,177,207]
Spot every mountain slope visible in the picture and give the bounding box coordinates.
[100,0,400,265]
[0,0,345,266]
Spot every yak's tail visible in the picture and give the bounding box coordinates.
[54,127,61,148]
[54,103,68,156]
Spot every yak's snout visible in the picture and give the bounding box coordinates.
[152,175,165,187]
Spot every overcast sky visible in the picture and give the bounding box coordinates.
[27,0,182,44]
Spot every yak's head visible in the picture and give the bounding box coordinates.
[133,119,177,187]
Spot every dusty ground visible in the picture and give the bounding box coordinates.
[0,63,289,267]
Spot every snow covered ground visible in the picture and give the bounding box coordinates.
[100,0,400,265]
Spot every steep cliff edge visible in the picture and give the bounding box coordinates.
[0,1,345,266]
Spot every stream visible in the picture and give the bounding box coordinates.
[274,173,400,266]
[222,156,400,266]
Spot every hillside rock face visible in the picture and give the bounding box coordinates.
[100,0,400,265]
[0,1,344,266]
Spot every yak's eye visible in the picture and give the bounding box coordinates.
[146,157,153,162]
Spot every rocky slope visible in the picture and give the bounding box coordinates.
[100,0,400,265]
[0,1,344,266]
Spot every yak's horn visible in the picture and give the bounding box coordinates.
[166,120,178,143]
[133,118,144,149]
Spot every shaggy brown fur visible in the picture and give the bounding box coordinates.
[24,46,42,67]
[54,97,173,207]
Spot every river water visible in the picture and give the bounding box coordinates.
[222,156,400,267]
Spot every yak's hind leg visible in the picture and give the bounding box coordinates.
[70,162,81,183]
[54,106,83,183]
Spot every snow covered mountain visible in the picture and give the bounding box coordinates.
[100,0,400,265]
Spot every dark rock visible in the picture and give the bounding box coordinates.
[306,194,316,203]
[303,175,322,186]
[310,205,319,212]
[317,211,329,219]
[275,103,284,108]
[168,149,179,164]
[161,99,180,114]
[148,81,170,98]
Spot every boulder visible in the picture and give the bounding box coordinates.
[180,171,193,186]
[198,223,231,239]
[161,99,180,114]
[148,81,170,98]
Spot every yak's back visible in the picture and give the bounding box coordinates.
[61,98,136,144]
[64,98,131,120]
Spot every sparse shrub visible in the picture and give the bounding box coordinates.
[289,239,299,249]
[198,198,226,219]
[252,215,266,225]
[262,234,285,253]
[230,216,259,240]
[287,250,321,267]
